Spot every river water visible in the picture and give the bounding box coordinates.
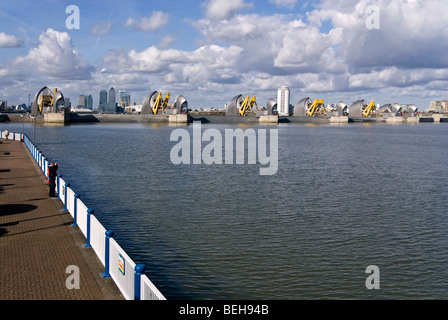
[3,121,448,299]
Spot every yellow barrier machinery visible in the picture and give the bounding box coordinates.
[150,92,171,115]
[362,101,375,117]
[161,92,170,112]
[348,99,378,118]
[142,91,189,115]
[37,88,58,114]
[31,86,67,115]
[38,94,52,114]
[151,92,162,114]
[239,96,261,116]
[307,98,326,117]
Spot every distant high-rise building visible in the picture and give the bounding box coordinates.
[108,87,116,104]
[277,86,290,116]
[99,90,107,108]
[87,95,93,110]
[78,95,87,107]
[64,98,71,108]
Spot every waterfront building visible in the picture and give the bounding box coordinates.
[277,86,290,116]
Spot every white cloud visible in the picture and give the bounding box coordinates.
[104,46,189,74]
[103,43,243,86]
[349,67,448,90]
[194,14,287,75]
[203,0,253,20]
[0,32,24,48]
[125,11,170,33]
[100,41,246,108]
[10,28,94,80]
[310,0,448,70]
[274,20,330,68]
[179,45,244,84]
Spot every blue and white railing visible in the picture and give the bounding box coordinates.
[1,131,166,301]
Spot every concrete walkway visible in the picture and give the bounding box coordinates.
[0,139,123,300]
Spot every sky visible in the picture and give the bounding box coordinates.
[1,0,447,110]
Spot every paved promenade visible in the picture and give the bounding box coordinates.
[0,138,123,300]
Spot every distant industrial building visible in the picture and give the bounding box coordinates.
[429,100,448,112]
[277,86,290,116]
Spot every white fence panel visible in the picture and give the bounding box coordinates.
[141,275,166,300]
[66,188,75,218]
[90,215,106,265]
[77,200,89,237]
[43,159,48,178]
[59,178,66,205]
[0,131,16,140]
[109,238,136,300]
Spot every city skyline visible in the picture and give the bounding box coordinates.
[1,0,448,110]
